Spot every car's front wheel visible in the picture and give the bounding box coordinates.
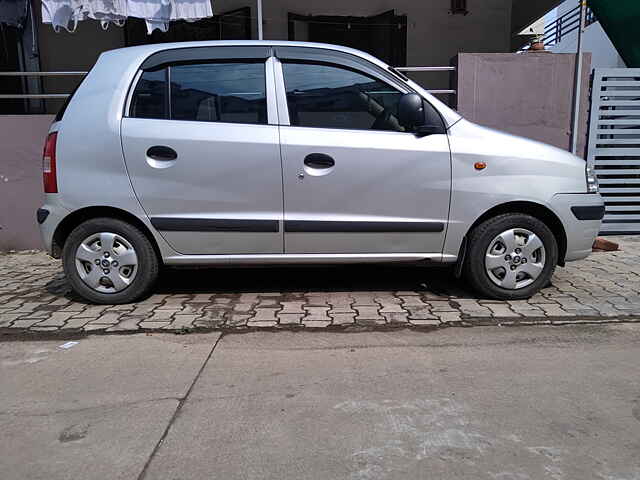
[463,213,558,300]
[62,217,159,304]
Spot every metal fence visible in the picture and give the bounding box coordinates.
[518,3,597,52]
[541,3,597,48]
[587,68,640,235]
[0,71,87,100]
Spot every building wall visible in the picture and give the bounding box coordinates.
[33,0,514,106]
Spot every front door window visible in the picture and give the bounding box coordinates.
[282,62,405,132]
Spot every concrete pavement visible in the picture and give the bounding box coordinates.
[0,333,220,480]
[1,326,639,479]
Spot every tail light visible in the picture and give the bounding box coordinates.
[43,132,58,193]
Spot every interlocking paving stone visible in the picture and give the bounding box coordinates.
[246,320,278,327]
[383,312,410,323]
[302,320,332,328]
[60,318,90,330]
[409,318,441,326]
[279,313,303,325]
[354,305,383,320]
[303,306,331,321]
[139,321,171,329]
[2,236,640,334]
[331,313,356,325]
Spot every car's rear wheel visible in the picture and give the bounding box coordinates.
[463,213,558,300]
[62,218,159,304]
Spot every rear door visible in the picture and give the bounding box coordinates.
[121,47,283,255]
[274,47,452,255]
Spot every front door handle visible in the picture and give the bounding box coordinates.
[304,153,335,169]
[147,145,177,161]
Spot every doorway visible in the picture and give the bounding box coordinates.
[287,10,407,67]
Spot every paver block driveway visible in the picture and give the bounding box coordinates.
[1,236,639,334]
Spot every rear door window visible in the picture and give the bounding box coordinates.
[129,61,267,125]
[170,62,267,124]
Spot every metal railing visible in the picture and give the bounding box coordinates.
[540,3,597,48]
[0,71,87,99]
[0,67,456,101]
[396,66,457,95]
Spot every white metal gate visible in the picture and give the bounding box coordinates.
[588,68,640,234]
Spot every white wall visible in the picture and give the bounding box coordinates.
[550,0,626,69]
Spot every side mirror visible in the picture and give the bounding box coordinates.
[398,92,446,137]
[398,93,425,131]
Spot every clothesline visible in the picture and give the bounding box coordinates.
[1,0,412,35]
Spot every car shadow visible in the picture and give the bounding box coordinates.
[155,264,469,296]
[44,264,481,302]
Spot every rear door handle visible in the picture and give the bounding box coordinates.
[147,145,177,161]
[304,153,335,169]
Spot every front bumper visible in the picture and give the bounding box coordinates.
[551,193,604,263]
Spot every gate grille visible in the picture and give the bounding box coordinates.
[587,68,640,234]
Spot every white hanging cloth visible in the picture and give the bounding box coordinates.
[41,0,83,32]
[41,0,213,34]
[83,0,127,29]
[130,0,214,34]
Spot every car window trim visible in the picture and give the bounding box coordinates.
[274,46,411,95]
[140,46,272,71]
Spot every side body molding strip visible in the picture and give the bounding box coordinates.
[284,220,445,233]
[150,218,279,232]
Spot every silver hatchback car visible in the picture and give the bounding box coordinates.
[38,40,604,304]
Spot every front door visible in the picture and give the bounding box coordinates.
[275,54,451,255]
[121,53,283,255]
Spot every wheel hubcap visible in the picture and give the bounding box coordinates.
[485,228,546,290]
[75,232,138,294]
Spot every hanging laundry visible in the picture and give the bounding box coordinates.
[0,0,29,28]
[82,0,127,29]
[41,0,213,34]
[170,0,212,23]
[41,0,83,32]
[128,0,214,34]
[125,0,171,33]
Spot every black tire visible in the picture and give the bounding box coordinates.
[62,217,159,304]
[463,213,558,300]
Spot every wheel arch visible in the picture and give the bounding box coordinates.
[52,206,161,261]
[458,201,568,270]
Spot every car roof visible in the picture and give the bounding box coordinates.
[106,40,392,68]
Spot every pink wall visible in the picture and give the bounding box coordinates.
[455,52,592,157]
[0,115,54,251]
